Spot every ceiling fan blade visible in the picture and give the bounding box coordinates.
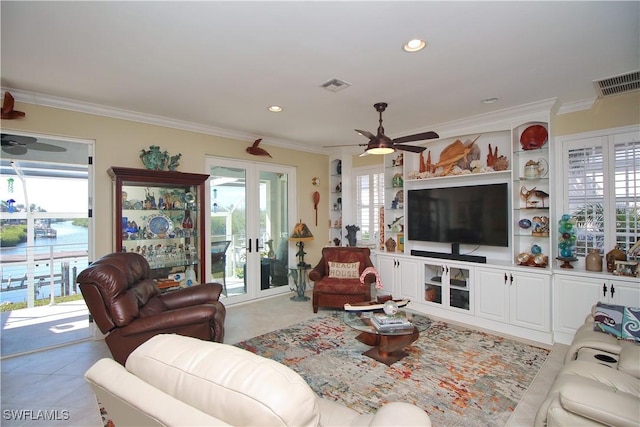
[323,143,367,148]
[392,131,439,144]
[27,142,67,152]
[2,145,28,155]
[355,129,376,140]
[1,134,37,145]
[394,144,426,153]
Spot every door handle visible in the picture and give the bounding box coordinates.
[509,274,514,285]
[610,284,615,298]
[504,273,508,284]
[602,283,607,297]
[248,239,252,253]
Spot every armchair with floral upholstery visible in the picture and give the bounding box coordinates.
[309,247,376,313]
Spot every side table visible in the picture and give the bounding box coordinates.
[289,265,310,301]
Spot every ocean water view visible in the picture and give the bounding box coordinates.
[1,221,89,305]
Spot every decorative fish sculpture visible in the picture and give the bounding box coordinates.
[387,216,404,231]
[246,138,272,157]
[2,92,25,120]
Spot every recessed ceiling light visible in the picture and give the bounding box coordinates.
[403,39,426,53]
[481,97,499,104]
[268,105,283,112]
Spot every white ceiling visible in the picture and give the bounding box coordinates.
[1,1,638,154]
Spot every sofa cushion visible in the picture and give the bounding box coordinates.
[126,334,321,427]
[314,278,367,294]
[328,261,360,279]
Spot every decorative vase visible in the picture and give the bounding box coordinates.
[585,250,602,272]
[385,237,397,252]
[182,210,193,229]
[605,247,626,273]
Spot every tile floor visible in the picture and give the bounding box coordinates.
[1,293,566,426]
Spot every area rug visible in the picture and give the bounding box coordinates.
[235,311,549,426]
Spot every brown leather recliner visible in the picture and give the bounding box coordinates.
[77,252,226,365]
[309,247,376,313]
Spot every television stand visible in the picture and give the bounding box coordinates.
[411,250,487,264]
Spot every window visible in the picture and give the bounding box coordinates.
[353,166,384,245]
[562,127,639,257]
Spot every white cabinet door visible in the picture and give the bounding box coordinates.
[510,272,550,332]
[377,255,397,296]
[554,274,604,334]
[377,254,421,301]
[610,281,640,307]
[397,258,420,301]
[475,267,509,323]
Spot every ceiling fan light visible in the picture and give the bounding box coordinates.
[366,146,395,155]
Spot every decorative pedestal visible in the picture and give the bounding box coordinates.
[556,256,578,269]
[289,266,310,301]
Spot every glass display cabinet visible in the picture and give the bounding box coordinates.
[108,167,209,288]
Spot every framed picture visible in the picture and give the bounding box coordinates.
[614,260,639,277]
[397,233,404,252]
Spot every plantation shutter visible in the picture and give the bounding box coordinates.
[564,132,639,257]
[355,168,384,244]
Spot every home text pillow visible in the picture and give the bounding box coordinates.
[328,261,360,279]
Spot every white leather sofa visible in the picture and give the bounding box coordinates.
[85,334,431,427]
[535,306,640,426]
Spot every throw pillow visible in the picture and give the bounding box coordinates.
[328,261,360,279]
[593,302,640,342]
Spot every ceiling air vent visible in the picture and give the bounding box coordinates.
[593,70,640,98]
[319,78,351,93]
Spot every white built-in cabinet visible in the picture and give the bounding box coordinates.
[475,266,551,333]
[376,251,554,343]
[369,100,557,344]
[553,271,640,344]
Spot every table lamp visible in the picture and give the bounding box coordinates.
[289,220,314,267]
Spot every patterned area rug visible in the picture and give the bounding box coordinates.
[236,311,549,426]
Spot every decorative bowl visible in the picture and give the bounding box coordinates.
[518,218,532,229]
[520,125,548,150]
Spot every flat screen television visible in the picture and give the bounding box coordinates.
[407,183,509,247]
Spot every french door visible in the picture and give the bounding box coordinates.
[206,157,295,302]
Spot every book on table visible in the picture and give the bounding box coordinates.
[371,313,413,331]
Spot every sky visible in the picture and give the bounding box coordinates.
[1,177,88,213]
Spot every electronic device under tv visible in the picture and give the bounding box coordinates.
[407,183,509,249]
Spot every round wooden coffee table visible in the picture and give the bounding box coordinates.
[343,309,430,365]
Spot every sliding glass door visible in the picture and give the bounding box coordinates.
[207,157,294,302]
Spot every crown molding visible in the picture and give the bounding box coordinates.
[557,98,596,115]
[1,87,326,155]
[399,98,559,141]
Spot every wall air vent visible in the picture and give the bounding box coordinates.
[593,70,640,98]
[319,78,352,92]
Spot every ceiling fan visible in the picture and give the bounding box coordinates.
[327,102,439,155]
[1,133,67,156]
